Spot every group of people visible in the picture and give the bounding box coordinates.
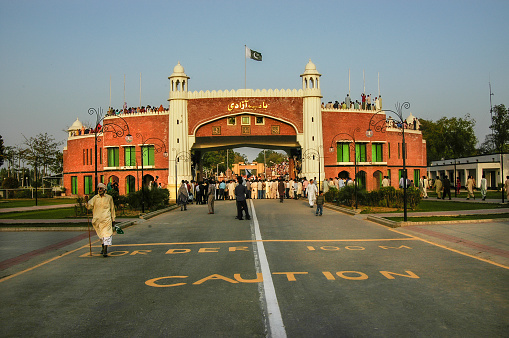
[323,94,382,111]
[175,176,326,217]
[107,104,168,116]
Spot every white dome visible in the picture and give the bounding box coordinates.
[68,118,83,131]
[170,61,187,76]
[302,59,320,75]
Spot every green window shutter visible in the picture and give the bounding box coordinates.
[337,143,350,162]
[125,146,136,166]
[414,169,420,187]
[71,176,78,194]
[84,176,92,195]
[108,148,119,167]
[142,146,155,166]
[356,144,366,162]
[372,144,383,162]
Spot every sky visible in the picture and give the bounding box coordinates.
[1,0,508,162]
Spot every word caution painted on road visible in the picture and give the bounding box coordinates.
[145,270,420,287]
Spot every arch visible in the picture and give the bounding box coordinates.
[356,171,367,190]
[107,175,119,192]
[192,112,300,136]
[125,175,136,194]
[144,174,155,189]
[338,170,350,179]
[310,77,314,89]
[373,170,383,190]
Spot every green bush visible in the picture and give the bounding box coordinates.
[326,185,421,209]
[126,187,169,212]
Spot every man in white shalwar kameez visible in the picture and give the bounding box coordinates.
[87,183,116,257]
[306,179,318,208]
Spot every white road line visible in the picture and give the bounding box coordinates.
[249,199,287,338]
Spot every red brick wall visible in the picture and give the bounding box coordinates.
[188,97,303,135]
[322,110,427,190]
[195,115,296,137]
[63,114,169,196]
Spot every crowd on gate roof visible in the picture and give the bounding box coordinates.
[322,93,421,131]
[107,104,169,116]
[322,93,382,111]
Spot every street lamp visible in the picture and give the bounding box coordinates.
[366,102,410,221]
[328,127,360,209]
[88,107,132,194]
[136,133,168,213]
[302,146,323,191]
[217,162,224,180]
[174,149,192,203]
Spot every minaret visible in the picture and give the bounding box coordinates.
[168,62,192,199]
[300,59,325,186]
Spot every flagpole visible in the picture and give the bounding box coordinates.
[123,74,126,107]
[244,45,247,90]
[109,75,111,108]
[348,69,351,96]
[363,69,365,94]
[378,72,380,97]
[139,72,142,108]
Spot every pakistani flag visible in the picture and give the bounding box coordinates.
[245,46,262,61]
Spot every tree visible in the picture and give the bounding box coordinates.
[23,133,62,177]
[201,149,247,175]
[0,135,4,167]
[479,104,509,154]
[253,150,287,165]
[420,114,477,164]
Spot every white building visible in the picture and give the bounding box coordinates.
[428,153,509,189]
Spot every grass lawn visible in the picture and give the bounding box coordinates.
[359,200,504,214]
[411,200,503,212]
[386,213,509,222]
[0,208,138,219]
[426,190,505,200]
[0,198,75,208]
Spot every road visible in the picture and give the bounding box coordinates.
[1,199,508,337]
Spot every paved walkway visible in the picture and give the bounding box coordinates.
[0,204,76,213]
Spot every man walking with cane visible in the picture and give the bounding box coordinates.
[86,183,116,257]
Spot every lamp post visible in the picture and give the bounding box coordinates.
[88,108,132,194]
[328,127,360,209]
[174,149,192,203]
[302,146,323,191]
[217,161,224,180]
[135,133,168,213]
[366,102,410,221]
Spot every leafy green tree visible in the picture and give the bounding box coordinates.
[201,149,247,175]
[23,133,62,177]
[0,135,4,167]
[253,150,287,165]
[479,104,509,154]
[420,114,477,164]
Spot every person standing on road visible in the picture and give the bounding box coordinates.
[442,175,452,200]
[315,191,325,216]
[306,179,318,208]
[86,183,116,257]
[466,175,475,200]
[234,176,251,220]
[178,181,189,211]
[207,179,216,214]
[480,174,488,201]
[434,177,443,199]
[278,177,285,203]
[505,176,509,200]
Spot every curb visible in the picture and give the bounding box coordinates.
[324,203,360,215]
[367,215,509,228]
[139,205,179,220]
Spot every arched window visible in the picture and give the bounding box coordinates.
[126,175,136,194]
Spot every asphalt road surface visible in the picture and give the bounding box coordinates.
[1,199,508,337]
